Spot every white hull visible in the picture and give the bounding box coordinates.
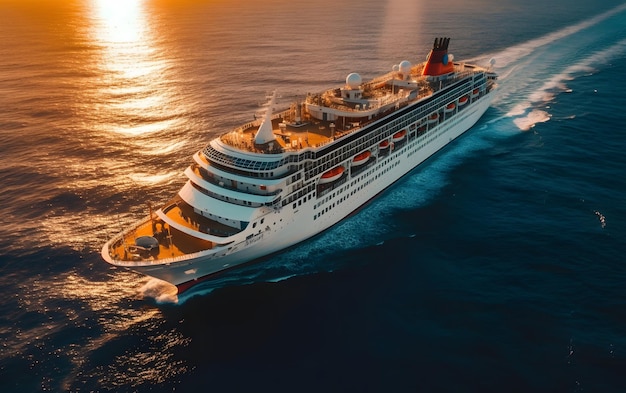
[102,91,494,289]
[102,38,498,292]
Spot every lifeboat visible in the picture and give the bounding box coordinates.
[392,130,407,142]
[445,103,455,112]
[428,113,439,123]
[351,151,371,167]
[458,95,469,106]
[379,140,390,150]
[471,88,480,98]
[319,166,345,184]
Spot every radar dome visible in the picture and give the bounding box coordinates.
[399,60,412,74]
[346,72,362,89]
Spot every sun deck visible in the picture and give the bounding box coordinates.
[106,193,246,263]
[217,62,486,155]
[218,93,424,155]
[220,117,342,153]
[107,216,214,263]
[160,196,242,237]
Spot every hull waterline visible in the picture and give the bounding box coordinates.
[101,37,498,294]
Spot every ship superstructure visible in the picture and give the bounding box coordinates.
[102,38,497,293]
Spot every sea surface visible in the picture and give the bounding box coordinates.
[1,0,626,391]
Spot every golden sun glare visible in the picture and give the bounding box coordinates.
[88,0,176,137]
[92,0,145,44]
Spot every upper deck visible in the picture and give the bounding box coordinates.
[217,62,489,157]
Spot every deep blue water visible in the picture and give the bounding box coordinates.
[1,0,626,391]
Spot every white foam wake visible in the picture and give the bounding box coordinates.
[509,36,626,131]
[471,3,626,68]
[138,278,179,303]
[479,3,626,131]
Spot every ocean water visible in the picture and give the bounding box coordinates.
[1,0,626,391]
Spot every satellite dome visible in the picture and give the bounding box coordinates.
[399,60,412,74]
[346,72,362,89]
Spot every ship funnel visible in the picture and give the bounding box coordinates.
[422,37,455,77]
[254,91,277,145]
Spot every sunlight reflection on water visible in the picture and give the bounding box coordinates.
[53,272,189,389]
[86,0,183,139]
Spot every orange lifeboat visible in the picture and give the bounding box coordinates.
[428,113,439,123]
[392,130,407,142]
[379,140,390,150]
[319,166,344,184]
[471,88,480,97]
[445,103,455,112]
[458,95,469,106]
[351,151,371,167]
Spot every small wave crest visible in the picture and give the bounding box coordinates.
[594,210,607,229]
[128,170,179,185]
[513,109,551,131]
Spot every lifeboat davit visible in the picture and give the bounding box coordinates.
[351,151,371,166]
[428,113,439,123]
[319,166,345,184]
[392,130,407,142]
[459,95,469,106]
[445,103,455,112]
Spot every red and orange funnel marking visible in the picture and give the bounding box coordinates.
[422,37,455,77]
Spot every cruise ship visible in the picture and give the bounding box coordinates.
[102,38,497,293]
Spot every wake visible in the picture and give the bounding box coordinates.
[483,3,626,131]
[143,4,626,303]
[470,3,626,68]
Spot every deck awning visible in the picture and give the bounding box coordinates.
[193,152,285,186]
[177,181,259,223]
[184,167,280,205]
